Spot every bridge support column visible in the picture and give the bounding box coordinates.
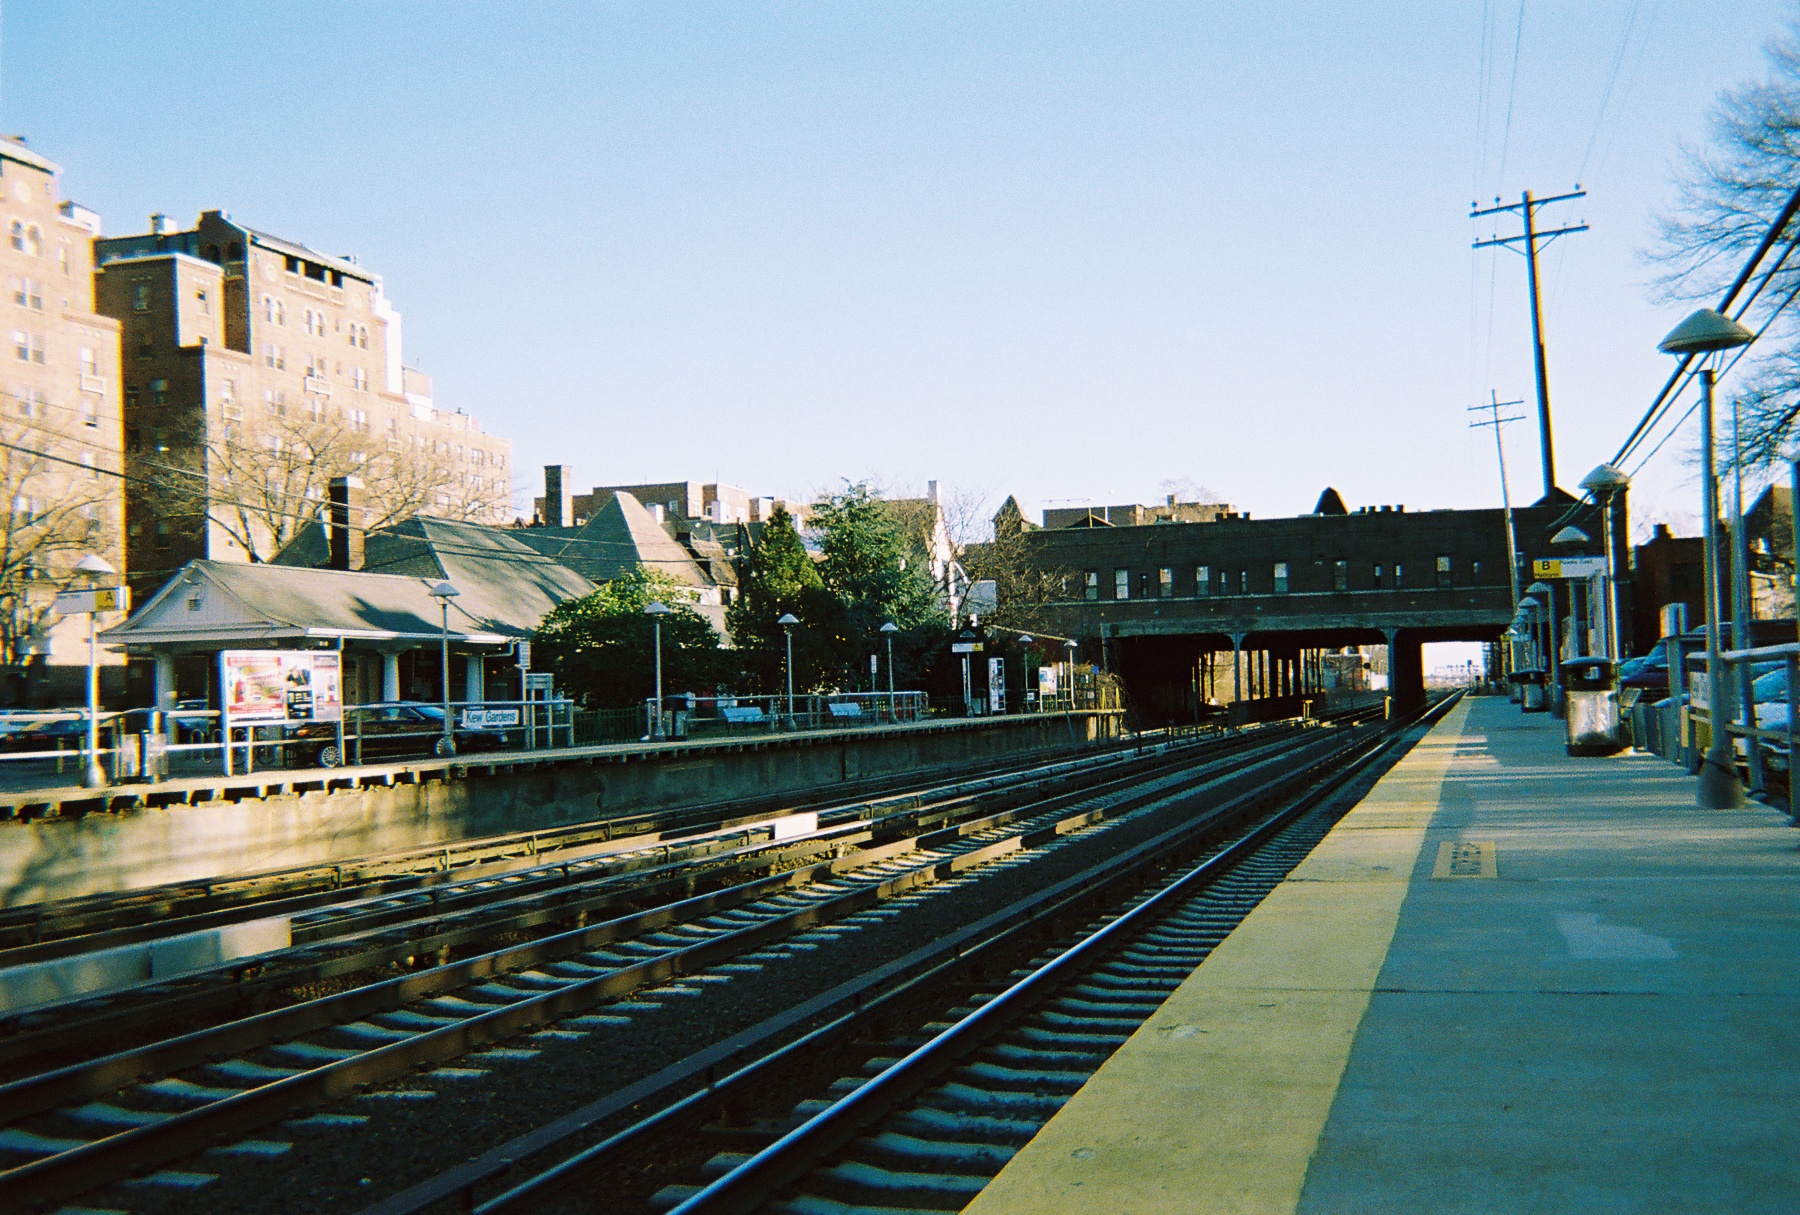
[1229,633,1245,703]
[1384,628,1426,712]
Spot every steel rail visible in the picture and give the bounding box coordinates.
[341,705,1398,1215]
[661,696,1457,1215]
[0,725,1267,1073]
[0,719,1346,1209]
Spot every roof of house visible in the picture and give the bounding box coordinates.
[99,560,526,650]
[514,491,716,588]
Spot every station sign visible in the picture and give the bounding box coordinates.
[462,707,522,729]
[1532,557,1606,579]
[53,585,129,615]
[951,641,984,653]
[220,650,342,725]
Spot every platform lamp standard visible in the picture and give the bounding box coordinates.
[1064,639,1078,710]
[880,621,898,721]
[778,613,800,726]
[1549,526,1591,661]
[1518,595,1541,688]
[428,580,460,757]
[645,601,672,739]
[1580,465,1631,663]
[1526,581,1554,673]
[1659,307,1757,809]
[1018,635,1034,713]
[73,553,115,788]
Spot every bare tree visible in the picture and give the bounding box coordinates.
[936,487,1075,632]
[146,410,509,563]
[0,409,116,676]
[1651,18,1800,471]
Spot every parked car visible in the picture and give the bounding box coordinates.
[289,703,509,768]
[0,712,90,754]
[1750,665,1794,773]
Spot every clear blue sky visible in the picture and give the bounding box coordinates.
[6,1,1792,534]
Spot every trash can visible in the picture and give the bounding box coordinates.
[1511,668,1548,712]
[1564,658,1623,755]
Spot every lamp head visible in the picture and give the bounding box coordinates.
[428,580,460,600]
[879,621,899,634]
[644,601,672,616]
[1018,634,1034,646]
[1579,463,1629,494]
[1658,308,1755,355]
[777,613,799,627]
[75,554,115,577]
[1550,526,1590,548]
[1527,581,1554,595]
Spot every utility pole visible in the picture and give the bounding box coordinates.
[1472,189,1588,503]
[1469,391,1526,610]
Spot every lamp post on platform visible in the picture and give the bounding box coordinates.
[779,613,800,725]
[1660,307,1756,809]
[1580,464,1630,663]
[429,580,460,757]
[880,621,898,721]
[74,553,115,788]
[646,601,672,738]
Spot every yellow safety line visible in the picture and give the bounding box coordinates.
[966,699,1471,1215]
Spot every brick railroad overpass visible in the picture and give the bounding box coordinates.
[1014,489,1624,720]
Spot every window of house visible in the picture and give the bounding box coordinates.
[8,221,21,252]
[150,379,169,406]
[221,378,236,403]
[1239,569,1249,594]
[1435,555,1452,588]
[263,388,285,416]
[264,342,284,370]
[1372,563,1384,588]
[265,297,285,325]
[1114,569,1130,600]
[155,521,171,551]
[78,346,97,376]
[1196,565,1211,596]
[284,255,301,274]
[1471,559,1482,580]
[196,289,209,315]
[1274,562,1289,594]
[133,282,152,311]
[125,384,139,411]
[13,277,41,309]
[11,330,42,363]
[1156,566,1173,597]
[351,366,366,391]
[151,427,169,452]
[125,426,141,452]
[1084,571,1100,601]
[1394,562,1404,586]
[22,225,39,256]
[1334,559,1349,592]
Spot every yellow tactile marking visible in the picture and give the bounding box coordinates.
[1432,839,1497,879]
[964,699,1471,1215]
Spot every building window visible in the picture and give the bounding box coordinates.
[133,282,152,311]
[351,366,367,391]
[1239,569,1249,595]
[196,288,209,314]
[1084,571,1100,601]
[1373,563,1384,588]
[1159,567,1173,597]
[1394,562,1404,587]
[264,342,284,370]
[8,221,21,252]
[221,377,236,404]
[150,378,169,406]
[264,296,285,325]
[155,521,172,552]
[12,277,42,309]
[1114,569,1130,600]
[78,345,98,375]
[12,223,39,256]
[12,330,43,363]
[1436,555,1452,588]
[1334,559,1349,592]
[1274,562,1290,594]
[1196,565,1210,596]
[1472,559,1482,580]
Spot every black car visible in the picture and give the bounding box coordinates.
[290,703,509,768]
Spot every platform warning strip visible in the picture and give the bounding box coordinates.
[965,699,1470,1215]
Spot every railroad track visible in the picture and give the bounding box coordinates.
[0,720,1305,1081]
[351,695,1448,1215]
[0,710,1376,1211]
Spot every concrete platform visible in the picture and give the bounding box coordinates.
[966,694,1800,1214]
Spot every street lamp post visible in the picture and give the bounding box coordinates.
[778,613,799,726]
[1660,307,1756,808]
[1549,526,1591,668]
[1580,464,1630,662]
[429,580,460,757]
[1064,639,1078,710]
[880,621,898,722]
[646,601,672,739]
[1018,635,1034,714]
[73,553,115,788]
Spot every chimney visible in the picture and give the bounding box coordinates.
[927,479,939,503]
[328,476,366,570]
[543,465,570,528]
[149,213,167,236]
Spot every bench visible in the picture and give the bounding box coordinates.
[720,706,768,724]
[827,702,865,719]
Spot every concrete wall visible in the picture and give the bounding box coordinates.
[0,713,1119,907]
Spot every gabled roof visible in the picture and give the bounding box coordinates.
[545,491,715,588]
[100,561,521,649]
[270,515,593,639]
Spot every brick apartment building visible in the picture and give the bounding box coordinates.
[93,211,513,601]
[0,138,126,704]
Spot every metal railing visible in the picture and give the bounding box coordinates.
[0,698,579,791]
[1667,642,1799,821]
[641,692,929,739]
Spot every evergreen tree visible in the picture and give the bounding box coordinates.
[728,505,841,691]
[534,566,725,709]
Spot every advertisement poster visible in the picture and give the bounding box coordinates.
[988,657,1006,713]
[221,651,342,725]
[1038,666,1059,699]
